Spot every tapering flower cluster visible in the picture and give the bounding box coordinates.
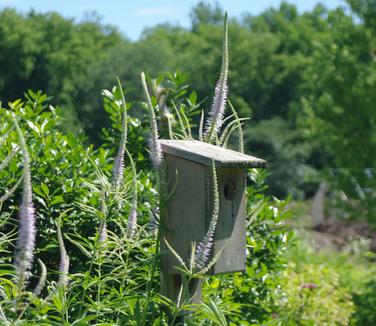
[13,118,36,288]
[112,78,128,189]
[148,137,162,168]
[112,81,139,237]
[141,72,163,168]
[194,218,218,270]
[16,191,36,286]
[112,148,125,189]
[98,219,108,244]
[204,75,228,136]
[204,12,229,141]
[57,223,69,287]
[33,259,47,297]
[127,207,137,236]
[195,161,219,270]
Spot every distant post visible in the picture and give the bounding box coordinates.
[311,182,327,228]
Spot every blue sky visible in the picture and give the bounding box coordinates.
[0,0,345,40]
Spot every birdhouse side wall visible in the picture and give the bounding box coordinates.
[161,154,207,274]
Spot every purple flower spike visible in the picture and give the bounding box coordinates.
[127,207,137,236]
[13,116,36,288]
[98,219,108,244]
[16,196,36,285]
[57,222,69,287]
[141,72,163,168]
[204,78,228,136]
[148,137,162,169]
[113,149,125,188]
[195,161,219,270]
[194,219,218,270]
[112,77,128,189]
[204,12,229,141]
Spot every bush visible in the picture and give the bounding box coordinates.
[275,263,354,325]
[284,229,376,326]
[0,86,293,325]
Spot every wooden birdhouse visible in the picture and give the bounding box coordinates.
[159,140,265,301]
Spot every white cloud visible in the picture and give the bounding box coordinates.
[135,6,176,17]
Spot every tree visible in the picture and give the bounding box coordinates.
[0,9,122,132]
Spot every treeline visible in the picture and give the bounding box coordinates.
[0,1,375,214]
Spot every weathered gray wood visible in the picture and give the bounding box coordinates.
[160,154,207,304]
[161,155,247,275]
[162,154,207,274]
[213,167,246,274]
[159,140,266,168]
[160,141,264,306]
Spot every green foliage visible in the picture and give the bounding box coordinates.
[245,117,319,198]
[352,279,376,325]
[323,168,376,227]
[286,230,376,325]
[0,53,293,325]
[294,3,376,222]
[1,3,375,222]
[0,2,374,323]
[0,91,104,272]
[0,20,293,322]
[347,0,376,30]
[275,263,354,325]
[0,9,122,134]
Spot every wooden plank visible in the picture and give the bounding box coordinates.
[159,140,266,168]
[211,167,246,274]
[160,154,207,304]
[161,154,207,274]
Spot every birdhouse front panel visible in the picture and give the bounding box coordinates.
[212,167,246,274]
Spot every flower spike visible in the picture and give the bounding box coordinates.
[141,72,163,168]
[12,116,36,289]
[204,12,229,142]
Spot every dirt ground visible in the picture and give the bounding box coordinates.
[310,219,376,253]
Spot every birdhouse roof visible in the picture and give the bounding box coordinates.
[159,140,266,168]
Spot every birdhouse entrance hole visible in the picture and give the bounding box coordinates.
[224,180,236,200]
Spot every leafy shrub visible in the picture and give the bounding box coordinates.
[274,263,354,325]
[0,91,293,325]
[352,279,376,325]
[285,228,376,326]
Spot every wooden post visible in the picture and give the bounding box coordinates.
[311,182,327,227]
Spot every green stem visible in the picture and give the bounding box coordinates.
[78,252,95,317]
[141,172,163,325]
[141,214,161,326]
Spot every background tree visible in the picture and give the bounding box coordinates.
[0,2,375,222]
